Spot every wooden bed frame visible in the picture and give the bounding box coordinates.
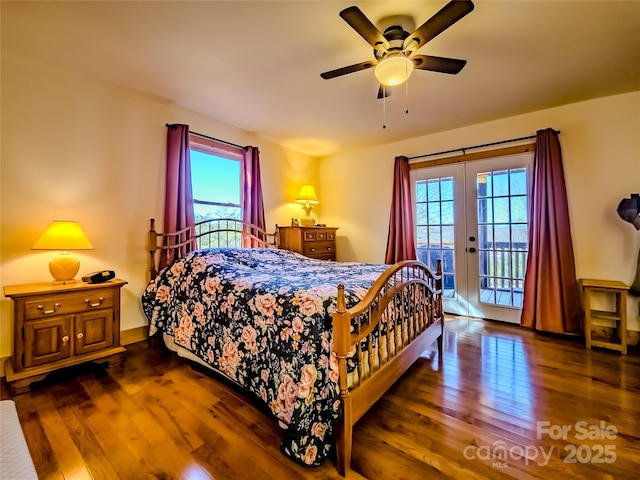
[147,218,443,475]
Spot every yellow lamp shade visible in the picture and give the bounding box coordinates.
[295,185,319,227]
[32,221,93,283]
[295,185,319,205]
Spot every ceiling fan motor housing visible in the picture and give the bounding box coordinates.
[375,26,410,60]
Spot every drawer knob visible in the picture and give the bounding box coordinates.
[310,248,316,252]
[62,335,69,343]
[37,303,61,315]
[77,332,84,339]
[85,297,104,308]
[327,247,332,251]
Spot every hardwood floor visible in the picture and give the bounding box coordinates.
[3,316,639,479]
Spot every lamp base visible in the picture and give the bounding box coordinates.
[300,216,316,227]
[49,251,80,283]
[300,204,316,227]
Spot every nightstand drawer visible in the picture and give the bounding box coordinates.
[24,290,114,320]
[303,241,335,256]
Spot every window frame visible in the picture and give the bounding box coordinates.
[189,133,244,219]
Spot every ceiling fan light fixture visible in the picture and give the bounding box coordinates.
[374,53,414,87]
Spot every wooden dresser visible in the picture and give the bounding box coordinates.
[276,226,338,261]
[3,278,127,394]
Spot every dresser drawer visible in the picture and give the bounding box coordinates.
[24,290,114,320]
[303,230,336,242]
[303,241,335,256]
[309,252,336,261]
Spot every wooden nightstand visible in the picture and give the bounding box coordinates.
[276,226,338,260]
[3,278,127,394]
[580,278,628,355]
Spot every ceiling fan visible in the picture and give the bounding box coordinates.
[320,0,474,98]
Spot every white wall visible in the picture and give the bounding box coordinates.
[0,51,320,359]
[320,92,640,329]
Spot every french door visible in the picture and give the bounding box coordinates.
[411,153,533,324]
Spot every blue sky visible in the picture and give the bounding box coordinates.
[190,150,240,204]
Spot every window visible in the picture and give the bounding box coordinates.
[189,134,244,248]
[189,134,243,222]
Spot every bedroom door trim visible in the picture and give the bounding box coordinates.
[410,142,535,170]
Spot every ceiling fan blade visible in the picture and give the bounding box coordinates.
[320,60,376,80]
[340,6,390,51]
[412,54,467,74]
[403,0,474,51]
[377,85,391,99]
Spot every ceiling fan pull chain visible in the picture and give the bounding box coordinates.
[383,85,387,129]
[405,65,410,114]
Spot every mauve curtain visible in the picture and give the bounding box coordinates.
[385,156,417,263]
[242,146,266,247]
[520,128,582,333]
[159,124,196,270]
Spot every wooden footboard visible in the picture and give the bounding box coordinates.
[332,259,443,475]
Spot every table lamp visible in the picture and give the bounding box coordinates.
[295,185,319,226]
[32,221,94,284]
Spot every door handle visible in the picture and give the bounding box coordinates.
[468,247,477,253]
[469,236,476,242]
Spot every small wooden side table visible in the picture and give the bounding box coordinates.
[3,278,127,394]
[580,278,628,355]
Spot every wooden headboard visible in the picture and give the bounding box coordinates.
[147,218,276,280]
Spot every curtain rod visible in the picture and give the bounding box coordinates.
[408,130,561,161]
[165,124,247,151]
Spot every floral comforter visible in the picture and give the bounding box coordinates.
[141,247,388,466]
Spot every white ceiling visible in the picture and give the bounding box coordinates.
[3,0,640,156]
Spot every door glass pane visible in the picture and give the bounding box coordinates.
[511,196,527,223]
[479,250,494,276]
[477,198,490,223]
[511,224,528,250]
[416,182,427,202]
[427,180,440,201]
[478,224,493,250]
[428,202,441,224]
[428,226,441,245]
[477,174,490,197]
[441,178,454,200]
[442,225,454,245]
[494,197,510,224]
[510,168,527,195]
[476,168,529,308]
[416,226,428,244]
[493,170,509,196]
[442,249,454,274]
[416,203,427,223]
[442,201,454,224]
